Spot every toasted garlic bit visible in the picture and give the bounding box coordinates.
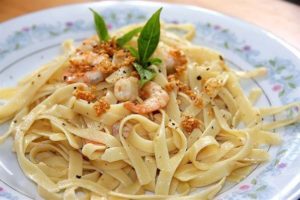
[114,77,139,102]
[181,115,201,133]
[74,89,96,102]
[93,99,110,116]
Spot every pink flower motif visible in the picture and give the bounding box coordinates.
[214,25,221,30]
[107,24,113,30]
[171,20,179,24]
[243,45,251,51]
[65,22,73,27]
[22,27,30,32]
[0,187,3,192]
[272,84,282,92]
[278,162,287,169]
[239,184,250,190]
[295,106,299,112]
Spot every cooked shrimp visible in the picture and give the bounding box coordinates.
[63,50,107,84]
[83,70,105,84]
[79,36,98,51]
[124,81,170,114]
[70,51,108,67]
[154,43,187,73]
[114,77,139,102]
[63,69,105,84]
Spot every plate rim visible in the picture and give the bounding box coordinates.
[1,0,300,60]
[0,1,299,199]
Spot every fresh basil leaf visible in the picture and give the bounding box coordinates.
[133,63,156,87]
[126,46,139,59]
[116,27,142,47]
[89,8,110,42]
[149,57,162,65]
[138,8,162,65]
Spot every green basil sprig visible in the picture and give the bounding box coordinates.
[130,8,163,86]
[116,27,142,47]
[133,63,156,87]
[90,8,163,87]
[138,8,162,66]
[90,9,141,47]
[89,8,110,42]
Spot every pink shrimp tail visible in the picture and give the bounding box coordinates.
[124,102,148,114]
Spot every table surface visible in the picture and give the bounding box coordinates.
[0,0,299,49]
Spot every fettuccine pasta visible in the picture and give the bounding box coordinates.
[0,19,299,200]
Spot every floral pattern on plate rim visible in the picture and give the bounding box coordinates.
[0,8,299,200]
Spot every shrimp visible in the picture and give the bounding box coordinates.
[154,43,187,73]
[63,69,105,84]
[124,81,170,114]
[114,77,139,102]
[80,36,98,51]
[63,50,108,84]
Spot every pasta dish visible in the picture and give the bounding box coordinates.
[0,8,299,200]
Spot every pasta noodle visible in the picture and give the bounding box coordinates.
[0,21,299,200]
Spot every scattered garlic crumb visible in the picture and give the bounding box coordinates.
[93,99,110,116]
[74,89,96,102]
[181,116,201,133]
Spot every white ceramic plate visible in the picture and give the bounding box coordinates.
[0,1,299,200]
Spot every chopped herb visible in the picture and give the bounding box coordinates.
[89,8,110,42]
[148,57,162,65]
[133,63,156,87]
